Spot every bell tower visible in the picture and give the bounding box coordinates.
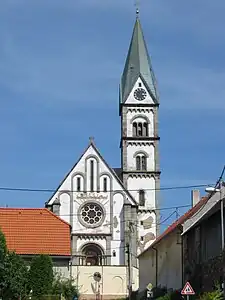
[119,12,160,250]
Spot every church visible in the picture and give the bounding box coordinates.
[46,10,160,299]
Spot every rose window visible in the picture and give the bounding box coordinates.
[80,203,104,227]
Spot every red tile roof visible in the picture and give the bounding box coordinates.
[138,197,208,257]
[0,208,71,256]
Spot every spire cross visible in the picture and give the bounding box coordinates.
[134,0,140,16]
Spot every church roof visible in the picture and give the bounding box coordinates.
[0,208,71,256]
[120,16,159,104]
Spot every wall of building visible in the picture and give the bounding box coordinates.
[72,265,138,300]
[48,144,136,266]
[22,255,70,278]
[183,207,225,293]
[139,230,182,293]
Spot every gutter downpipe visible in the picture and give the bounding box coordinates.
[178,225,184,287]
[152,247,158,287]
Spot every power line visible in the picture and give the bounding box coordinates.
[0,183,213,193]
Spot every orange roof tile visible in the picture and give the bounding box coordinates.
[138,196,208,257]
[0,208,71,256]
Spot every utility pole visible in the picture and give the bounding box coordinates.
[126,242,132,300]
[220,180,224,251]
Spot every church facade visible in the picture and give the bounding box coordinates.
[46,12,160,299]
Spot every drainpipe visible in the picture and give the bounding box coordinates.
[177,226,184,287]
[152,247,158,287]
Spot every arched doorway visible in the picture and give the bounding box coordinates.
[80,243,104,266]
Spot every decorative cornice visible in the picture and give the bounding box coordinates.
[127,108,154,113]
[122,136,160,141]
[74,233,111,238]
[123,171,161,179]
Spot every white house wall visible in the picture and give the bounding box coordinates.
[138,231,182,293]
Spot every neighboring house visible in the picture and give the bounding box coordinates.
[0,208,71,277]
[138,190,207,296]
[44,12,161,300]
[182,183,225,293]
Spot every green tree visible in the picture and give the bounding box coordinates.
[52,272,79,300]
[0,229,8,295]
[3,251,28,300]
[29,254,54,299]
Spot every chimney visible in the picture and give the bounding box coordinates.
[191,189,200,207]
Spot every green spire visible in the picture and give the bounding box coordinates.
[120,16,159,103]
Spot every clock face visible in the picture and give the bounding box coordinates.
[133,88,147,101]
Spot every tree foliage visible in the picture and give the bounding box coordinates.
[0,229,7,292]
[29,254,54,298]
[52,272,79,300]
[3,251,28,299]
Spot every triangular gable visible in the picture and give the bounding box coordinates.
[46,140,137,206]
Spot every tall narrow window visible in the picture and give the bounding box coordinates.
[137,123,143,136]
[139,190,145,206]
[143,123,148,136]
[136,156,141,170]
[90,160,94,192]
[103,178,107,192]
[132,122,137,136]
[141,156,147,170]
[136,155,147,171]
[77,177,81,192]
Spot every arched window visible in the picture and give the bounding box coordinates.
[136,154,147,171]
[137,123,143,136]
[81,244,104,266]
[90,160,94,192]
[132,120,149,137]
[141,156,147,170]
[143,122,148,136]
[103,178,107,192]
[133,122,138,136]
[77,177,81,192]
[139,190,145,206]
[136,156,141,170]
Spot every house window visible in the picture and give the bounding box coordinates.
[141,236,144,241]
[112,250,116,257]
[139,190,145,206]
[136,155,147,171]
[90,160,94,192]
[103,178,107,192]
[77,177,81,192]
[138,82,142,87]
[140,221,143,226]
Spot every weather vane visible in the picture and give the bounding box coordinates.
[135,0,140,16]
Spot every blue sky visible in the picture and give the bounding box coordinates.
[0,0,224,231]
